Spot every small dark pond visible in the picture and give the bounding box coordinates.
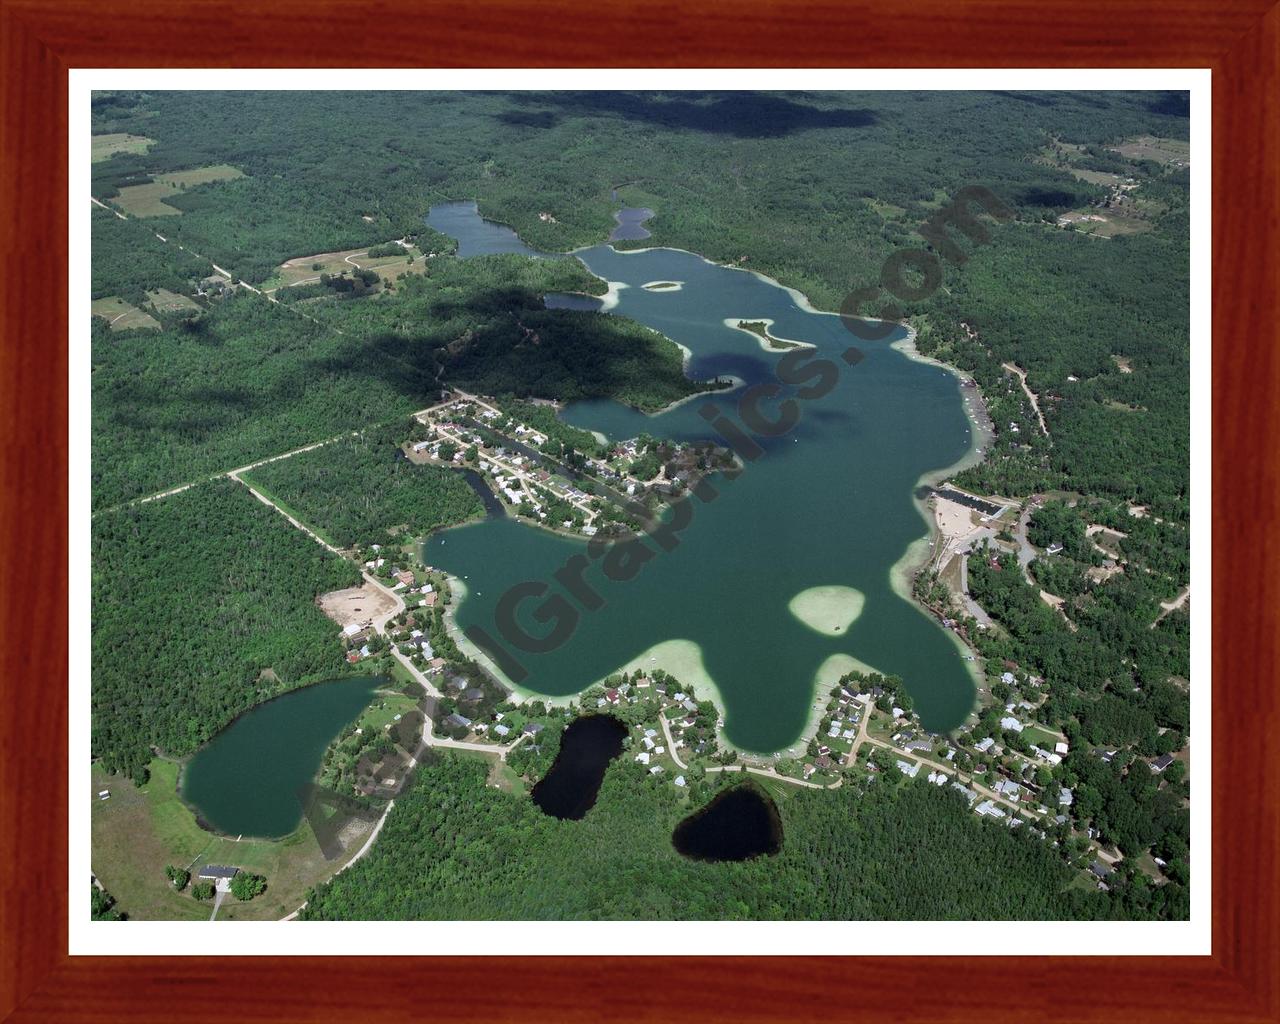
[531,714,626,820]
[672,784,783,862]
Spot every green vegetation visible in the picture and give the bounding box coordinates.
[91,89,1189,518]
[92,478,360,780]
[230,872,267,901]
[242,419,484,547]
[927,219,1189,521]
[496,398,606,458]
[92,759,368,921]
[90,291,422,510]
[108,164,245,218]
[92,132,154,162]
[90,296,161,332]
[91,205,211,306]
[300,751,1179,920]
[91,884,123,920]
[93,251,700,509]
[89,90,1191,921]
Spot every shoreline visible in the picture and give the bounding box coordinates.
[886,324,996,711]
[721,317,817,353]
[451,216,998,739]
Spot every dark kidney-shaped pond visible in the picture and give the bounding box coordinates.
[672,784,783,862]
[531,714,626,820]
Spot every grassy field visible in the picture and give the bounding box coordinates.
[155,164,244,188]
[146,287,201,314]
[358,688,420,734]
[91,133,154,162]
[261,244,428,292]
[91,296,161,331]
[1110,135,1190,165]
[91,759,374,921]
[111,165,244,217]
[1022,724,1064,749]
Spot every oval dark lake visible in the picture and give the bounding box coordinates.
[672,784,782,862]
[180,676,383,839]
[530,714,626,820]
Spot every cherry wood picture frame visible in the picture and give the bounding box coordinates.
[2,1,1275,1020]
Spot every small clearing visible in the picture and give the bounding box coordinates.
[264,243,427,293]
[91,133,155,162]
[1151,586,1190,629]
[1109,135,1190,167]
[111,165,245,217]
[146,288,201,314]
[318,583,397,628]
[91,296,161,331]
[1039,589,1078,631]
[1001,362,1050,437]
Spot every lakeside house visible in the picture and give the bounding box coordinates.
[198,865,240,891]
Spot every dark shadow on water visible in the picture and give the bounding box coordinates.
[531,714,626,820]
[672,783,782,862]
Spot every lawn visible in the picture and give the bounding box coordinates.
[90,296,161,331]
[358,689,420,734]
[1021,724,1063,749]
[91,759,375,921]
[91,133,155,162]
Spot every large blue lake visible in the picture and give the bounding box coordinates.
[423,203,978,753]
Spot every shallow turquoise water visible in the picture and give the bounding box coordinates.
[424,206,976,752]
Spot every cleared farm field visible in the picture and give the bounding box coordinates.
[263,243,427,292]
[146,288,201,313]
[111,182,184,217]
[154,164,244,188]
[110,164,245,217]
[1109,135,1190,165]
[91,133,155,162]
[92,296,161,331]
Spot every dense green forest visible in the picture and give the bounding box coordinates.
[242,419,484,548]
[91,205,210,304]
[92,479,359,780]
[300,751,1178,921]
[925,219,1189,520]
[289,256,702,411]
[89,90,1192,920]
[92,249,699,508]
[90,90,1186,304]
[91,89,1190,521]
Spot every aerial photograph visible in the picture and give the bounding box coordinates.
[88,89,1191,923]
